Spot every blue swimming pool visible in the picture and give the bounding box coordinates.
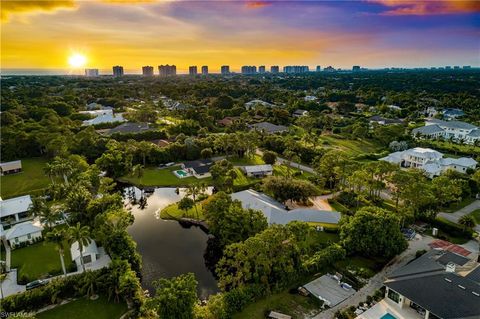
[380,313,397,319]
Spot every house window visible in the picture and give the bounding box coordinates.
[27,234,31,239]
[83,255,92,264]
[15,237,19,243]
[387,289,400,303]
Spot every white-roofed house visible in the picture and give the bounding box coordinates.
[380,148,477,178]
[231,189,341,226]
[0,195,33,227]
[3,221,43,248]
[0,160,22,176]
[70,239,99,270]
[242,164,273,178]
[412,119,480,145]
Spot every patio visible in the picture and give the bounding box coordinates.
[356,299,424,319]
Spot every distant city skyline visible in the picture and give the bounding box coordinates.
[2,1,479,71]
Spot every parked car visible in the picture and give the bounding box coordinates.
[26,279,47,290]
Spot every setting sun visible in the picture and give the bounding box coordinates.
[68,53,87,68]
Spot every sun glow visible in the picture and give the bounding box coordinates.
[68,53,87,68]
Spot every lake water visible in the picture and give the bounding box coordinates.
[125,187,219,299]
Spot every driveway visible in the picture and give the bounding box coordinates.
[311,234,435,319]
[0,269,26,298]
[437,200,480,233]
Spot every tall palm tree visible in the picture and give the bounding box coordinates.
[29,197,60,229]
[68,223,91,272]
[459,215,475,232]
[43,163,57,185]
[185,183,206,219]
[46,228,68,276]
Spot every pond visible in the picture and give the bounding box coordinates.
[125,186,219,299]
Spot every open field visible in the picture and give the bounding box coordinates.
[36,296,127,319]
[11,240,73,283]
[1,158,51,199]
[317,135,383,156]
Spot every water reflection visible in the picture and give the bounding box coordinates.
[125,187,219,299]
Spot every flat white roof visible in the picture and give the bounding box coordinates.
[0,195,32,218]
[244,164,273,174]
[70,239,98,260]
[0,160,22,171]
[303,274,356,307]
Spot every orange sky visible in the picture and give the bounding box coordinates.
[1,0,479,73]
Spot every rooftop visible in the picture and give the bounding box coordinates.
[303,274,356,307]
[4,221,43,240]
[0,195,33,218]
[250,122,288,133]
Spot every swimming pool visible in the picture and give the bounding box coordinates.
[173,169,190,178]
[380,313,397,319]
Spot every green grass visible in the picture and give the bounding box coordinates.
[470,209,480,225]
[0,158,51,199]
[229,154,265,166]
[442,197,476,213]
[273,165,314,181]
[36,296,127,319]
[335,256,388,279]
[160,202,205,220]
[119,165,213,187]
[318,135,383,156]
[328,200,350,214]
[232,291,321,319]
[11,240,72,283]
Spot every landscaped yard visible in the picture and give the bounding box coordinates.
[0,157,51,199]
[273,165,314,181]
[441,197,476,213]
[229,154,265,166]
[470,209,480,225]
[232,291,321,319]
[119,165,212,187]
[11,240,72,283]
[36,296,127,319]
[160,202,205,220]
[318,135,383,156]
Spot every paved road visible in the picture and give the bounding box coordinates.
[256,149,315,174]
[437,200,480,233]
[311,234,435,319]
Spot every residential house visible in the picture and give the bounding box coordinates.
[217,116,240,126]
[302,274,356,307]
[0,195,33,227]
[244,99,276,110]
[231,189,341,226]
[425,107,439,118]
[369,115,404,125]
[150,139,171,148]
[304,96,317,102]
[250,122,288,134]
[356,248,480,319]
[70,240,100,269]
[242,164,273,178]
[442,108,465,120]
[0,160,22,176]
[293,109,309,117]
[2,221,43,248]
[412,119,480,144]
[181,159,214,178]
[380,147,477,177]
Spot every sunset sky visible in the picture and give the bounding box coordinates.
[1,0,479,73]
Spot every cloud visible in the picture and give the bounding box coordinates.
[245,1,271,9]
[370,0,480,16]
[1,0,77,22]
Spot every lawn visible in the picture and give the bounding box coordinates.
[441,197,476,213]
[335,256,389,279]
[232,291,321,319]
[470,209,480,225]
[0,157,51,199]
[317,134,383,156]
[160,202,205,220]
[119,165,212,187]
[273,165,314,181]
[36,296,127,319]
[229,154,265,166]
[11,240,72,283]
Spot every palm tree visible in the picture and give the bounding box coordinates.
[43,163,57,185]
[68,223,91,272]
[29,197,60,229]
[46,228,68,276]
[79,270,98,299]
[185,183,206,219]
[459,215,475,231]
[46,228,67,276]
[131,164,144,178]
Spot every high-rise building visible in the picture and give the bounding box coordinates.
[241,66,257,74]
[142,66,154,76]
[201,65,208,75]
[112,65,124,77]
[352,65,361,72]
[324,66,335,72]
[189,66,198,75]
[316,65,321,72]
[258,65,266,73]
[158,65,176,77]
[221,65,230,75]
[85,69,99,77]
[270,66,279,73]
[283,65,309,73]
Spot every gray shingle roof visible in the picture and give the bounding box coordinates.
[385,273,480,319]
[428,119,478,130]
[412,124,444,135]
[437,251,470,267]
[250,122,287,133]
[389,250,445,279]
